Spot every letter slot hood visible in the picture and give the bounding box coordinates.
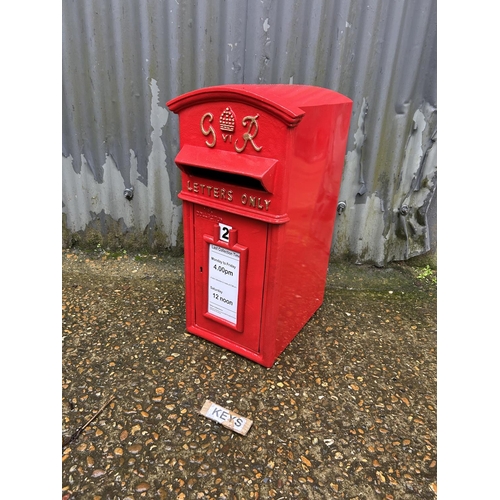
[174,144,278,193]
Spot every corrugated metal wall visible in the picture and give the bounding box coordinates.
[62,0,437,266]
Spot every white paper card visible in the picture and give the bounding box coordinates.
[208,244,240,325]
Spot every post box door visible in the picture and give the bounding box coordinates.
[192,206,268,353]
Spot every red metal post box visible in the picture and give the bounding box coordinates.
[167,85,352,368]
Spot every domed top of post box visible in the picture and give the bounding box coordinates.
[167,84,350,128]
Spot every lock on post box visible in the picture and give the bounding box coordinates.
[167,85,352,368]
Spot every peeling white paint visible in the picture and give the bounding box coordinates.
[263,18,270,32]
[332,101,437,265]
[62,78,182,247]
[395,104,437,258]
[333,133,387,265]
[399,108,431,200]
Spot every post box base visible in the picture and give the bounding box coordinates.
[185,300,322,368]
[185,324,274,368]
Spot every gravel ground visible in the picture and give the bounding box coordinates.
[62,249,437,500]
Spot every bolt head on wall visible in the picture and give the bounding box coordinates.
[124,187,134,200]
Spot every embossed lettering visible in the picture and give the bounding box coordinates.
[186,182,234,203]
[240,193,270,211]
[201,112,216,148]
[234,114,263,153]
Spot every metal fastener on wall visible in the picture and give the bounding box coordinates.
[398,205,409,216]
[124,187,134,200]
[337,201,346,215]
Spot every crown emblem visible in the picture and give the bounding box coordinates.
[219,107,235,133]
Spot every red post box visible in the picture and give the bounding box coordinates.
[167,85,352,368]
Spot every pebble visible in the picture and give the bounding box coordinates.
[135,482,150,492]
[127,443,143,454]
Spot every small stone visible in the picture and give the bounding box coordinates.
[91,469,106,478]
[135,482,150,492]
[120,430,129,441]
[128,443,143,454]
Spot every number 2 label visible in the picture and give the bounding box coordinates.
[219,223,232,243]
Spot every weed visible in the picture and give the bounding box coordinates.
[416,264,437,284]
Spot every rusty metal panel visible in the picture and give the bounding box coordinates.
[62,0,436,265]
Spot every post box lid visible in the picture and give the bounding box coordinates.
[167,84,352,128]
